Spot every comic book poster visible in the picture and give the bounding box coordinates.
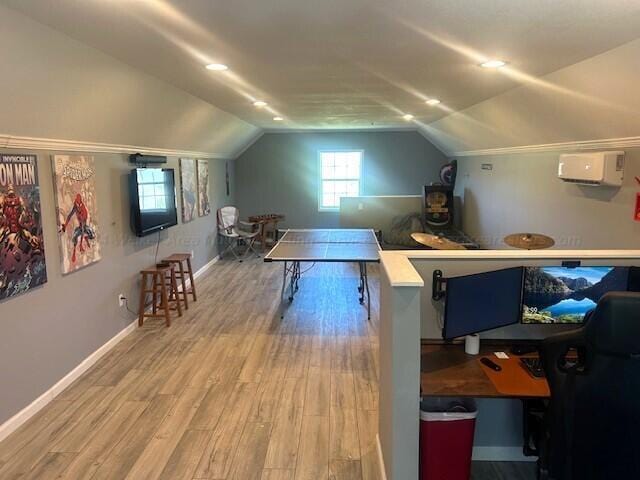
[180,158,197,223]
[197,159,211,216]
[0,154,47,301]
[52,155,101,274]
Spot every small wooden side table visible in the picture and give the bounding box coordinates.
[248,214,285,252]
[163,253,197,304]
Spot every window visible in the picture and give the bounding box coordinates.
[137,169,168,211]
[318,150,363,211]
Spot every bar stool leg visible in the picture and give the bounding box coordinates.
[171,267,182,317]
[138,272,147,327]
[186,257,197,301]
[152,273,158,314]
[178,261,189,310]
[159,272,171,327]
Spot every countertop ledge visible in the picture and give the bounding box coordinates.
[380,249,640,287]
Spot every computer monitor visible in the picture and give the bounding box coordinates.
[522,266,630,324]
[443,267,524,340]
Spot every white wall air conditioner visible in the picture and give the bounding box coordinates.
[558,151,625,187]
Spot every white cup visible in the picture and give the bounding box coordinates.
[465,334,480,355]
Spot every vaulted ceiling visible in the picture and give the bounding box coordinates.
[4,0,640,134]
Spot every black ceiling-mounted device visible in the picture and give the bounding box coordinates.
[129,153,167,165]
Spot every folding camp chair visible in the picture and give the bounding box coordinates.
[216,206,260,261]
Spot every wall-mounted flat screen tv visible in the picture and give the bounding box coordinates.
[129,168,178,237]
[522,266,630,324]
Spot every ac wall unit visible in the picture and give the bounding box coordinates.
[558,151,625,187]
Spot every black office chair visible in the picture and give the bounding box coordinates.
[538,292,640,480]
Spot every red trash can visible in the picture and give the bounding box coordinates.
[420,397,477,480]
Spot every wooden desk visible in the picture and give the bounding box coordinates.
[421,344,550,399]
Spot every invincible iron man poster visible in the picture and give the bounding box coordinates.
[0,154,47,301]
[52,155,101,274]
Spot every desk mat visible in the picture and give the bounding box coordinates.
[479,356,550,398]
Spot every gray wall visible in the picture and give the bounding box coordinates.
[0,4,259,157]
[424,38,640,154]
[0,150,232,424]
[455,148,640,249]
[235,131,447,228]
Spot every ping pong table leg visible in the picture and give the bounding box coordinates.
[280,261,301,319]
[364,262,371,320]
[358,262,372,321]
[279,261,288,318]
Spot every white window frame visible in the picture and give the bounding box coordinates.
[317,149,364,212]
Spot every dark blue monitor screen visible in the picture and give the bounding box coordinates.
[522,266,630,324]
[443,267,524,340]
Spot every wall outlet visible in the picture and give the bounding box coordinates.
[118,294,126,307]
[358,202,364,211]
[191,249,194,259]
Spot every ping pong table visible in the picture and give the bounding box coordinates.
[264,229,381,319]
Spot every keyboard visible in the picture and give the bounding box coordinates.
[520,358,545,378]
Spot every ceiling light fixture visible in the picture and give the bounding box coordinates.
[480,59,507,69]
[425,99,441,106]
[253,100,268,107]
[273,116,284,121]
[205,63,229,71]
[403,114,414,121]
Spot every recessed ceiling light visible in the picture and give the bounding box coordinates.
[403,114,414,121]
[205,63,228,71]
[425,99,441,106]
[480,59,507,68]
[253,100,268,107]
[273,116,284,121]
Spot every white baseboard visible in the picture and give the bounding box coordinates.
[193,254,220,281]
[376,434,389,480]
[472,446,537,462]
[181,254,219,293]
[0,320,137,443]
[0,254,220,444]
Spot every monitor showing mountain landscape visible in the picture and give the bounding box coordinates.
[522,266,630,324]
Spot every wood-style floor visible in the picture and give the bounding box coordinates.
[0,259,383,480]
[0,258,536,480]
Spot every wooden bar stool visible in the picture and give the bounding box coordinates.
[162,262,187,313]
[138,263,181,327]
[163,253,197,306]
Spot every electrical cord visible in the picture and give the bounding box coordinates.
[122,296,138,316]
[154,230,160,264]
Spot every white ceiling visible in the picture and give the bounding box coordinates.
[4,0,640,130]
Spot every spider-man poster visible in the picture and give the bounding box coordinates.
[0,154,47,301]
[52,155,101,274]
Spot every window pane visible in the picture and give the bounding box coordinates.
[334,159,347,179]
[346,159,360,178]
[323,180,336,194]
[323,194,337,208]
